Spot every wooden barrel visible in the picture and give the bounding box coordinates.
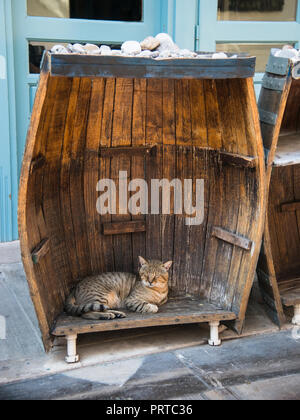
[257,53,300,326]
[18,52,265,351]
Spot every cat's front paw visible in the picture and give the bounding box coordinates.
[142,304,159,314]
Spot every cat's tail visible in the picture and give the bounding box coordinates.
[64,290,107,317]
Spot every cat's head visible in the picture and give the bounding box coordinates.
[138,257,172,288]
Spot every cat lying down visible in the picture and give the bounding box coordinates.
[65,257,173,320]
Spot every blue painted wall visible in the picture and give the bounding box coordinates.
[0,0,18,242]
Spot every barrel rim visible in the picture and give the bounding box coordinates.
[43,51,256,80]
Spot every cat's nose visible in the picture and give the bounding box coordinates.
[149,274,155,282]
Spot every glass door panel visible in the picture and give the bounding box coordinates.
[27,0,143,21]
[218,0,298,22]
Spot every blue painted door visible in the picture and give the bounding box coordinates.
[197,0,300,96]
[0,0,14,242]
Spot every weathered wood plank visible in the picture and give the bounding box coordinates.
[99,146,155,157]
[111,78,134,273]
[98,78,116,273]
[212,227,252,251]
[281,201,300,213]
[84,78,105,275]
[103,221,146,236]
[131,79,147,273]
[31,238,50,264]
[145,79,163,262]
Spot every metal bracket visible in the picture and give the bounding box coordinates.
[266,55,290,76]
[259,109,278,126]
[262,74,286,92]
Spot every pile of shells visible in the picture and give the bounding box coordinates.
[271,45,300,62]
[51,33,236,60]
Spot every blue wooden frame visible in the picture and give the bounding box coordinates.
[0,0,18,242]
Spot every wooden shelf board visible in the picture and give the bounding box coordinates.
[279,277,300,307]
[274,133,300,167]
[51,297,236,337]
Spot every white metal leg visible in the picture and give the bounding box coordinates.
[208,321,221,346]
[65,334,80,364]
[292,304,300,326]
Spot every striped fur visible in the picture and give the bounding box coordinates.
[65,258,172,320]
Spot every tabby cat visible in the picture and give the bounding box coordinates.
[65,257,172,320]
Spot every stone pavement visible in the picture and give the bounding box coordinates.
[0,330,300,400]
[0,241,300,400]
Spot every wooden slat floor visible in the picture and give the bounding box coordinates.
[52,298,236,337]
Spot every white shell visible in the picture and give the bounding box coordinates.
[100,45,112,56]
[283,44,295,50]
[137,50,153,58]
[111,50,122,56]
[140,36,160,51]
[212,52,228,59]
[121,41,142,56]
[275,48,298,59]
[51,45,69,55]
[70,43,85,54]
[83,44,100,55]
[178,49,195,58]
[155,33,178,53]
[159,50,172,58]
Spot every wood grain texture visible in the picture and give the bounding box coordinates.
[103,221,146,236]
[19,65,265,349]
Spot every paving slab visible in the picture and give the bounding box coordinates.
[230,373,300,400]
[0,242,21,265]
[0,330,300,400]
[175,330,300,388]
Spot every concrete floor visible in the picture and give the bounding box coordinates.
[0,241,300,400]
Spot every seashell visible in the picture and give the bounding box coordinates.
[100,45,112,56]
[275,49,298,59]
[178,49,195,58]
[212,52,228,59]
[140,36,160,51]
[51,45,69,55]
[111,50,122,56]
[159,50,172,58]
[151,51,160,59]
[70,43,85,54]
[155,33,178,53]
[283,45,295,50]
[83,44,100,55]
[121,41,142,56]
[137,50,153,58]
[271,48,281,56]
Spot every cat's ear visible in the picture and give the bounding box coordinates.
[164,261,173,271]
[139,256,148,267]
